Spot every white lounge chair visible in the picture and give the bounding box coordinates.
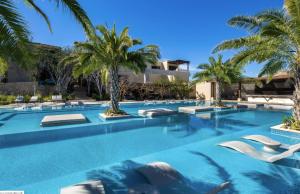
[136,162,230,193]
[52,95,63,102]
[15,95,24,103]
[61,180,106,194]
[243,135,282,151]
[30,96,39,103]
[219,141,300,163]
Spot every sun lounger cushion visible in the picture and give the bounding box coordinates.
[60,180,106,194]
[136,162,182,186]
[41,114,87,127]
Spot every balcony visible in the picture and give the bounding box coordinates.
[145,68,188,76]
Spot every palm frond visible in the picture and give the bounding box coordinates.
[228,15,261,32]
[52,0,94,37]
[24,0,52,32]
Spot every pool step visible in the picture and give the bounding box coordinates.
[0,112,9,120]
[0,113,17,121]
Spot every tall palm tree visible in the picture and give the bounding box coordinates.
[0,0,94,73]
[213,0,300,120]
[72,25,160,114]
[193,55,242,106]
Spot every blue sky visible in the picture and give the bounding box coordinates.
[17,0,283,77]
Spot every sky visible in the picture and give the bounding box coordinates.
[16,0,283,77]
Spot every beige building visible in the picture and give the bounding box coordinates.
[119,59,190,83]
[196,81,216,100]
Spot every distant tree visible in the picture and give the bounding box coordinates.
[37,47,74,94]
[171,79,192,99]
[193,55,242,106]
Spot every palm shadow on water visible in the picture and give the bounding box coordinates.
[166,115,226,138]
[86,160,232,194]
[189,151,238,194]
[214,117,259,128]
[243,164,300,194]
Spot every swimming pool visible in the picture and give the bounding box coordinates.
[0,102,299,194]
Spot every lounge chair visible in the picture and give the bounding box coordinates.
[136,161,230,194]
[243,135,282,151]
[30,96,39,103]
[61,180,156,194]
[15,95,24,103]
[243,134,300,151]
[52,95,63,102]
[60,180,106,194]
[219,141,300,163]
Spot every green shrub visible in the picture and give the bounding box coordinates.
[0,95,16,105]
[282,116,300,131]
[42,95,52,102]
[104,108,127,116]
[24,95,31,103]
[64,94,75,101]
[0,101,9,105]
[92,93,101,101]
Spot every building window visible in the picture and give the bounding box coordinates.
[151,65,161,69]
[168,66,178,71]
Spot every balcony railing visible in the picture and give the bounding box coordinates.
[145,68,189,76]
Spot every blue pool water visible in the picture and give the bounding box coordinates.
[0,102,299,194]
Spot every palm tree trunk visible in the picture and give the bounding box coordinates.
[215,81,222,106]
[293,69,300,121]
[109,66,120,113]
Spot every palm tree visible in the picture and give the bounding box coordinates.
[213,0,300,120]
[72,25,160,114]
[0,0,94,73]
[63,48,109,98]
[193,55,242,106]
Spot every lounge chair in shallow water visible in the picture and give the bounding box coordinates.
[134,161,230,194]
[219,141,300,163]
[61,180,107,194]
[243,134,300,151]
[61,162,230,194]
